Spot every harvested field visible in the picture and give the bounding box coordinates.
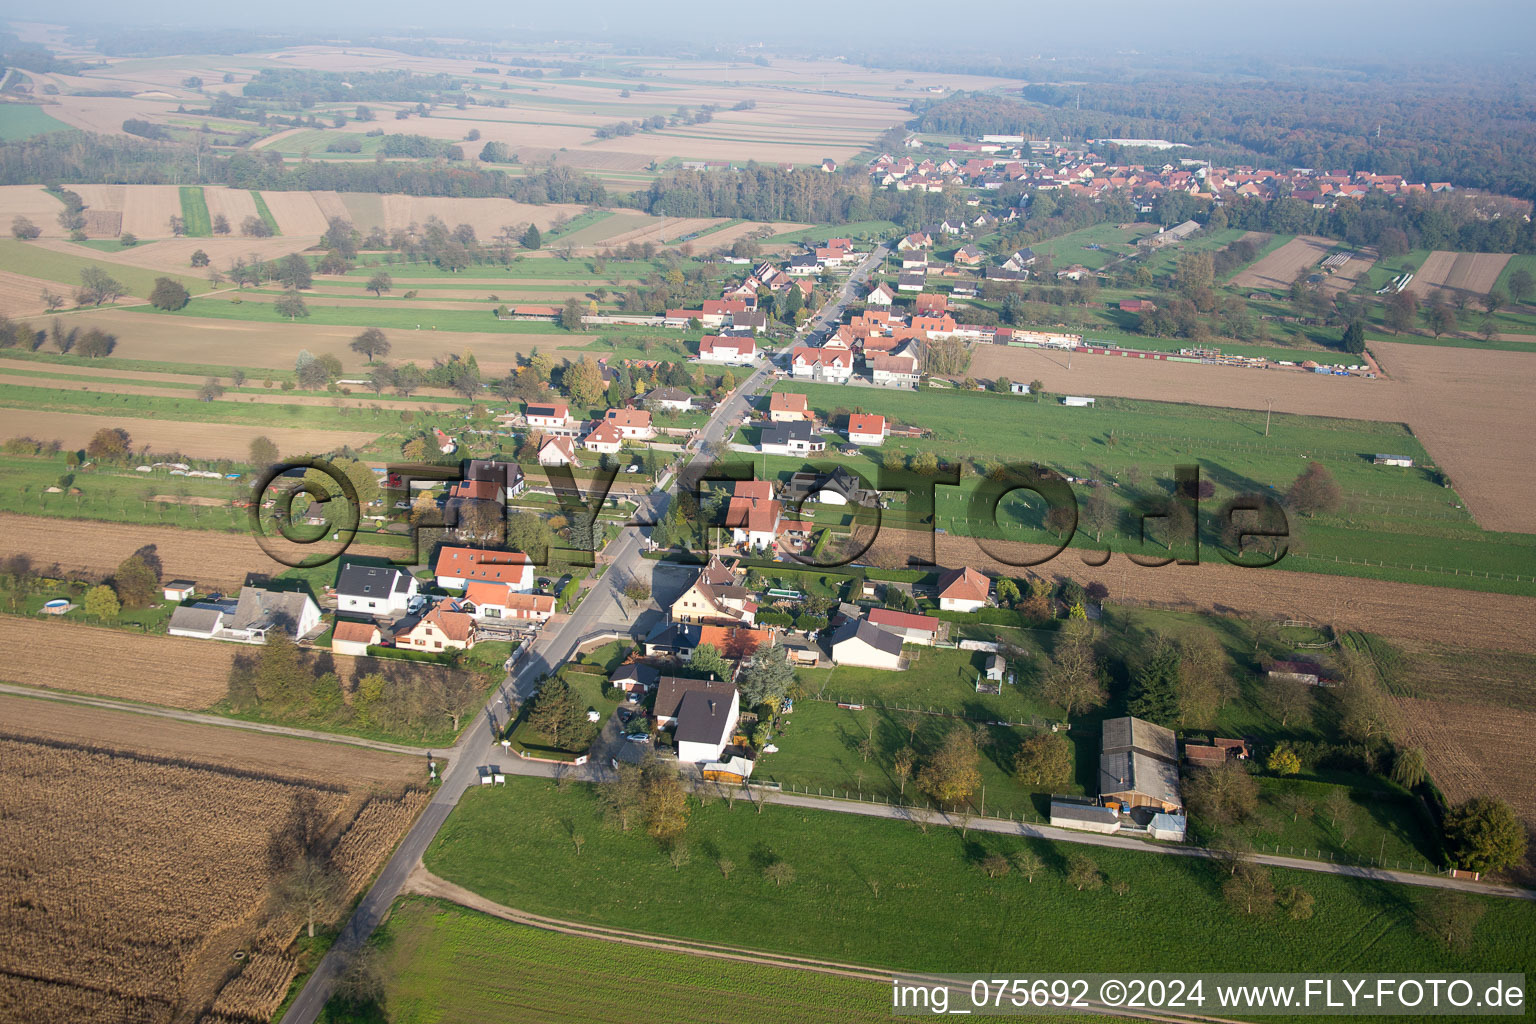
[200,186,260,233]
[0,512,401,589]
[39,308,595,375]
[0,270,64,317]
[699,220,809,250]
[68,183,185,239]
[1394,697,1536,845]
[257,190,331,235]
[597,216,725,249]
[864,529,1536,654]
[966,339,1536,534]
[0,712,425,1024]
[376,195,588,236]
[0,372,455,412]
[0,617,234,708]
[0,408,381,461]
[90,235,309,272]
[0,184,68,238]
[1406,251,1511,303]
[1388,639,1536,713]
[1228,235,1336,291]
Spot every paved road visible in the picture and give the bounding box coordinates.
[283,357,773,1023]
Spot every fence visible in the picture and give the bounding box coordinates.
[804,695,1051,729]
[1285,550,1536,584]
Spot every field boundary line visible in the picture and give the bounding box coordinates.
[0,682,432,757]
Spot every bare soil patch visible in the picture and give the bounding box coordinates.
[0,408,381,461]
[377,195,589,236]
[1394,697,1536,842]
[1229,236,1336,291]
[258,190,331,236]
[68,183,184,239]
[0,185,68,238]
[95,235,309,273]
[202,186,260,233]
[0,270,65,317]
[1406,251,1511,303]
[0,616,234,708]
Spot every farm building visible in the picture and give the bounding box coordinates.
[829,619,904,670]
[701,755,756,783]
[336,564,418,617]
[1098,715,1182,813]
[1008,381,1031,395]
[1372,454,1414,467]
[331,619,382,657]
[1050,800,1121,835]
[1266,660,1323,686]
[1149,812,1188,842]
[162,580,196,602]
[1061,396,1096,407]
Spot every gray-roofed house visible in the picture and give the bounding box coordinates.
[653,676,737,727]
[674,685,741,763]
[611,663,661,696]
[336,564,418,617]
[759,421,826,457]
[829,619,904,670]
[1098,715,1182,812]
[168,598,239,640]
[1049,800,1121,834]
[226,587,322,644]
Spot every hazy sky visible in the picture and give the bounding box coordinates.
[19,1,1536,60]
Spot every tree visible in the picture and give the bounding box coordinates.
[113,553,160,609]
[148,277,191,311]
[11,216,41,240]
[213,213,230,235]
[1507,268,1533,305]
[350,327,391,363]
[688,642,730,680]
[41,288,65,313]
[764,861,796,887]
[1384,290,1418,334]
[917,728,982,805]
[1286,462,1341,516]
[740,642,793,709]
[1426,298,1457,338]
[86,426,131,460]
[279,854,342,938]
[1223,861,1275,915]
[620,577,651,618]
[1012,731,1072,786]
[522,224,542,250]
[601,761,644,831]
[1264,676,1313,727]
[190,248,210,268]
[1391,746,1427,789]
[559,298,584,331]
[1010,848,1043,882]
[1041,619,1106,716]
[1418,894,1486,951]
[528,676,586,749]
[1185,760,1258,826]
[277,253,313,290]
[275,290,310,320]
[1277,884,1315,922]
[78,266,126,306]
[366,271,393,297]
[1443,797,1527,874]
[563,356,604,407]
[1483,287,1507,314]
[640,755,689,843]
[1066,854,1102,891]
[83,584,120,620]
[980,853,1011,878]
[1341,319,1366,354]
[1266,744,1302,775]
[1127,642,1181,726]
[76,328,116,357]
[892,747,916,796]
[394,363,425,397]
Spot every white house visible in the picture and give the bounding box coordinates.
[538,435,579,466]
[865,282,895,306]
[604,407,655,440]
[225,587,322,643]
[1061,396,1096,407]
[936,566,989,612]
[697,335,758,365]
[760,421,826,456]
[434,546,534,592]
[162,580,196,602]
[642,387,695,413]
[829,619,904,670]
[583,420,624,455]
[674,686,741,763]
[525,401,577,434]
[790,346,853,383]
[464,581,555,625]
[335,564,418,617]
[846,413,887,446]
[870,353,919,388]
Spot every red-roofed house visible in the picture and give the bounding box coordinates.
[914,292,948,314]
[725,481,781,550]
[791,346,853,383]
[768,392,811,422]
[936,566,990,612]
[870,352,919,388]
[434,547,534,591]
[866,607,943,645]
[537,435,578,467]
[464,581,555,625]
[700,299,749,328]
[331,619,382,657]
[697,335,757,365]
[432,428,456,454]
[604,407,655,440]
[395,599,476,651]
[525,401,576,434]
[847,413,887,446]
[583,420,623,454]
